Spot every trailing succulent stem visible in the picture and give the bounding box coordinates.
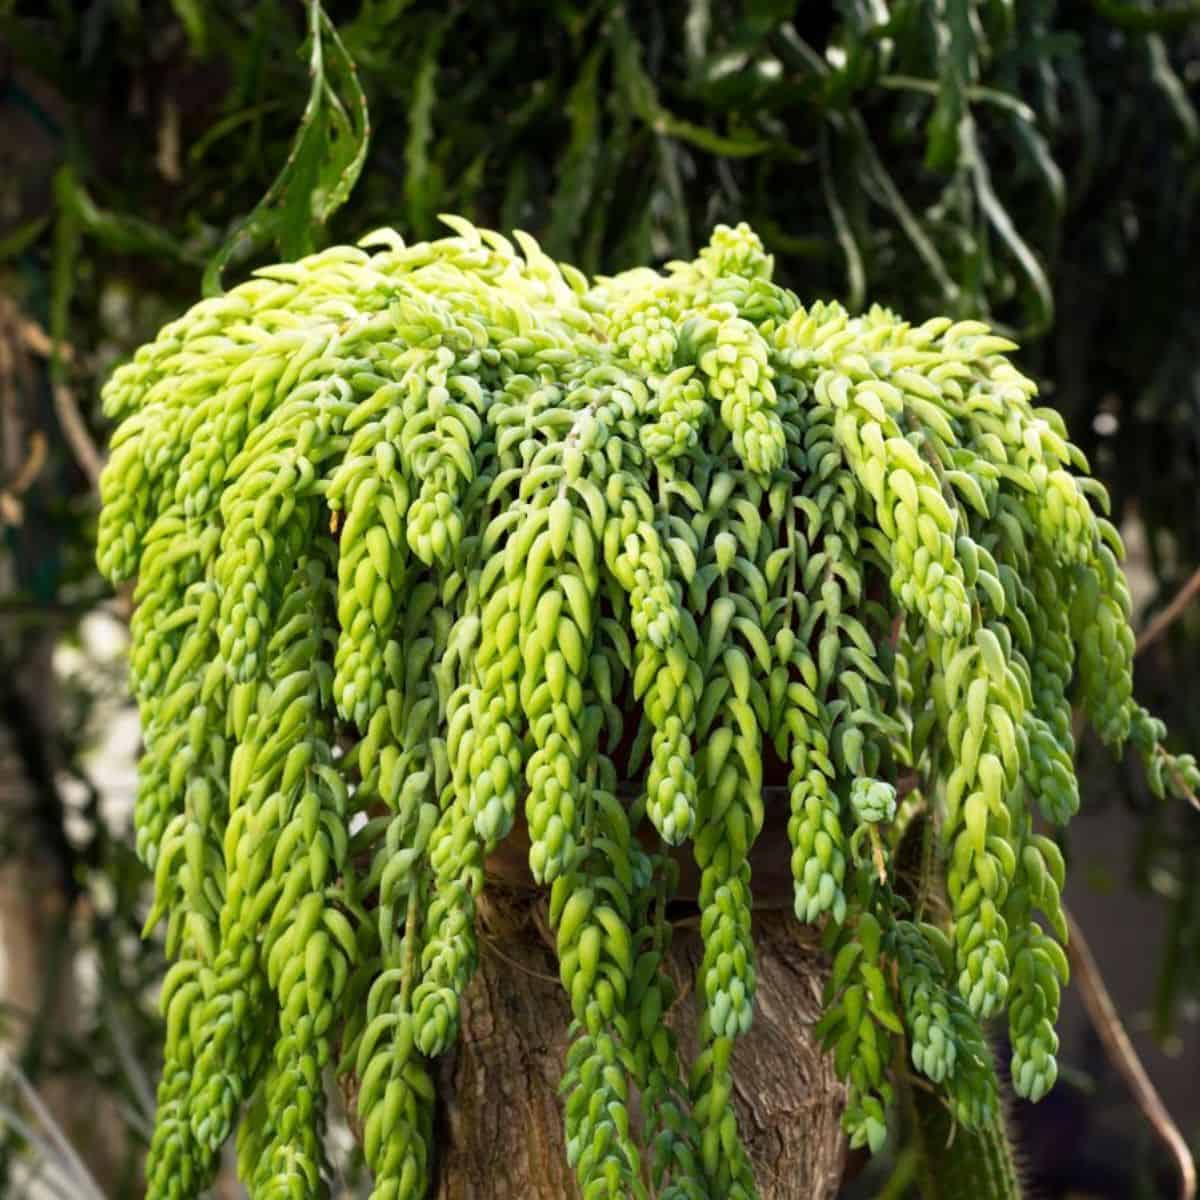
[99,218,1197,1198]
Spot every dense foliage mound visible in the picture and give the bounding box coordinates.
[96,218,1197,1199]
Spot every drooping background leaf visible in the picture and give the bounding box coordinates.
[202,0,369,293]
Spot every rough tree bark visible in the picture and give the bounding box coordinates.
[397,788,849,1199]
[426,896,846,1199]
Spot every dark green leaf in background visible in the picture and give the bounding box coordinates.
[202,0,369,295]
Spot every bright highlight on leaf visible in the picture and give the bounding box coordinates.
[98,217,1198,1199]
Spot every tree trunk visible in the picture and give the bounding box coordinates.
[426,890,846,1199]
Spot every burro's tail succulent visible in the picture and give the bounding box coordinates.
[98,217,1197,1199]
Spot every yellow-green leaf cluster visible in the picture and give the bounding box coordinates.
[99,218,1195,1199]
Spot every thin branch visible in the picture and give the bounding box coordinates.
[16,318,72,363]
[52,383,104,491]
[0,1104,80,1200]
[1066,909,1196,1200]
[1136,565,1200,657]
[10,315,103,490]
[5,431,47,496]
[479,934,560,986]
[0,431,48,527]
[0,1054,107,1200]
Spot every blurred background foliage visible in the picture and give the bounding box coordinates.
[0,1,1197,1196]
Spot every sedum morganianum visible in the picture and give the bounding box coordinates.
[97,217,1197,1199]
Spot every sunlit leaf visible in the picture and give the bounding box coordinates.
[202,1,369,296]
